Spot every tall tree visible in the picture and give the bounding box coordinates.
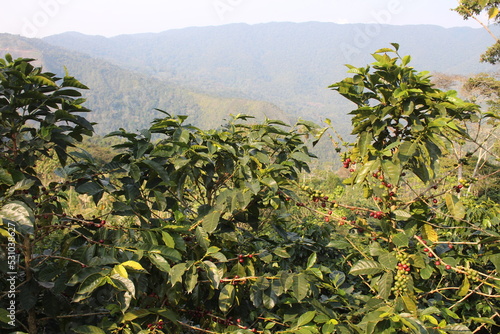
[454,0,500,63]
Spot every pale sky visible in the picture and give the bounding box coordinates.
[0,0,488,38]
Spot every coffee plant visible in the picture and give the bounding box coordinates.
[0,44,499,334]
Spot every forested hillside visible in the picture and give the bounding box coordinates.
[0,34,290,134]
[1,23,498,140]
[44,22,500,132]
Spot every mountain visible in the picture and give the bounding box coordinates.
[43,22,500,133]
[0,34,290,134]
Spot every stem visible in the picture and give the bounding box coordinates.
[23,236,37,334]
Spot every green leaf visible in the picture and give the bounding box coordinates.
[122,309,151,322]
[76,273,106,296]
[444,324,472,334]
[393,210,411,220]
[19,280,39,310]
[142,159,170,184]
[63,75,89,89]
[401,55,412,66]
[148,253,171,272]
[75,182,103,196]
[378,253,398,270]
[291,151,311,163]
[322,319,339,334]
[185,265,198,294]
[202,260,220,289]
[8,179,36,195]
[292,273,309,301]
[170,263,187,285]
[31,74,57,87]
[381,159,400,185]
[378,272,393,300]
[420,265,433,280]
[392,233,409,248]
[202,210,221,234]
[195,226,210,250]
[73,325,106,334]
[0,201,35,235]
[358,131,373,157]
[0,168,14,185]
[161,232,176,248]
[470,317,496,325]
[274,247,291,258]
[219,283,235,314]
[307,252,317,269]
[156,308,179,323]
[296,311,316,327]
[349,260,384,275]
[402,295,417,314]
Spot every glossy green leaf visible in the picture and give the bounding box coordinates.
[392,233,409,248]
[349,260,384,276]
[75,273,106,297]
[420,265,434,280]
[292,273,309,301]
[185,265,198,294]
[148,253,171,272]
[378,272,393,300]
[202,260,220,289]
[170,263,187,285]
[296,311,316,327]
[219,283,235,314]
[202,210,221,234]
[122,309,151,322]
[306,252,317,269]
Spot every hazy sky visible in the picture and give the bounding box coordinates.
[1,0,488,38]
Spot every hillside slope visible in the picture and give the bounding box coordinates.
[44,22,500,131]
[0,34,290,134]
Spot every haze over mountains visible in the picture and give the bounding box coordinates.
[1,22,498,136]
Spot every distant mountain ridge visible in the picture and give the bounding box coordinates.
[43,22,500,133]
[1,22,498,138]
[0,33,290,134]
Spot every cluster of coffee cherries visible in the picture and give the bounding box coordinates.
[296,185,329,208]
[146,319,164,331]
[392,252,411,295]
[342,157,356,172]
[463,267,480,282]
[369,211,385,219]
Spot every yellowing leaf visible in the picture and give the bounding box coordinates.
[402,295,417,314]
[458,277,470,297]
[445,194,466,221]
[422,224,438,243]
[111,264,128,279]
[121,261,146,272]
[489,7,499,20]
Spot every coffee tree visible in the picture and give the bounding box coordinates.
[1,44,499,334]
[321,44,500,333]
